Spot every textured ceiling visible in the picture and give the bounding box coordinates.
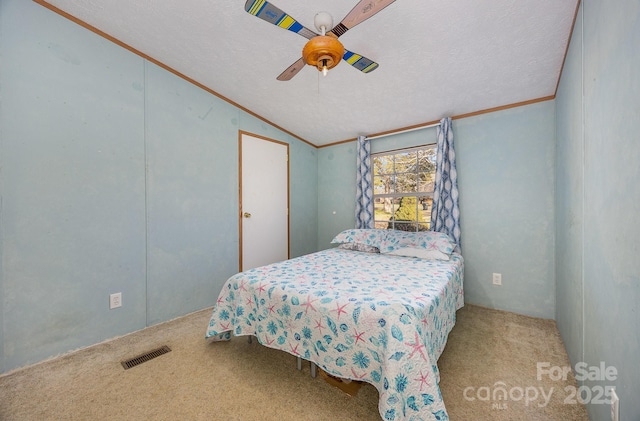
[38,0,578,146]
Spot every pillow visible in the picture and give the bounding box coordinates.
[330,229,389,249]
[338,243,380,253]
[385,247,450,260]
[379,230,456,255]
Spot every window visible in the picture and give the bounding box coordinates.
[373,145,437,232]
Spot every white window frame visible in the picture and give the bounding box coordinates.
[372,144,437,232]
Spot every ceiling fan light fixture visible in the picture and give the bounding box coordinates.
[302,35,345,75]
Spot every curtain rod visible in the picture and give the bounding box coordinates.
[365,121,441,141]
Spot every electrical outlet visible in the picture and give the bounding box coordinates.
[611,388,619,421]
[492,273,502,286]
[109,292,122,309]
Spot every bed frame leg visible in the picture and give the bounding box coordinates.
[311,363,317,378]
[297,357,302,371]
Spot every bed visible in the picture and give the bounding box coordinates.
[205,229,463,421]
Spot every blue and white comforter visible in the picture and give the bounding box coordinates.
[206,248,464,421]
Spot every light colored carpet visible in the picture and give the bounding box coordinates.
[0,304,589,420]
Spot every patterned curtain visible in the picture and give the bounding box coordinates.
[430,117,461,250]
[355,136,374,229]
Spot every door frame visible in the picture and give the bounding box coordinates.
[238,130,290,272]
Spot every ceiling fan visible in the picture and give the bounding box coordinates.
[244,0,396,81]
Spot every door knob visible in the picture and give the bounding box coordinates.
[243,212,252,218]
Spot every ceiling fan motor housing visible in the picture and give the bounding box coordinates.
[302,35,345,71]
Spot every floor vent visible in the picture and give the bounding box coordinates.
[121,345,171,370]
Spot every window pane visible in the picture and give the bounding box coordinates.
[394,222,417,232]
[388,197,402,224]
[418,196,432,230]
[374,197,393,225]
[393,196,419,222]
[374,175,394,194]
[417,148,437,172]
[418,172,435,192]
[394,151,416,173]
[375,221,389,230]
[373,156,393,175]
[395,173,417,193]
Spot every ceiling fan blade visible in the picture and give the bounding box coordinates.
[329,0,396,37]
[245,0,317,40]
[276,57,306,81]
[343,50,379,74]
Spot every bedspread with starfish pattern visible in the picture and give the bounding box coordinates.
[206,248,463,421]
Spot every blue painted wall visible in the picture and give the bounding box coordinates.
[144,63,240,325]
[1,0,147,372]
[318,102,557,319]
[555,1,585,373]
[318,142,357,249]
[456,103,556,319]
[0,0,317,372]
[555,1,640,419]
